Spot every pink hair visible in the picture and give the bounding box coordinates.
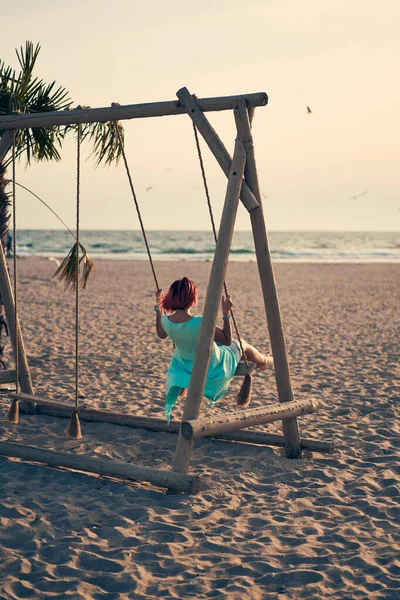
[161,277,198,312]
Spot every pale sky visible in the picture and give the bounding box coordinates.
[2,0,399,231]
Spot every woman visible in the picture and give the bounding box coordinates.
[155,277,272,422]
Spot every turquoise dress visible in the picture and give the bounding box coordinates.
[161,314,239,422]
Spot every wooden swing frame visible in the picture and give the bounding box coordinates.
[0,87,332,493]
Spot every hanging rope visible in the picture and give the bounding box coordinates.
[114,124,160,292]
[192,123,249,368]
[12,131,18,393]
[65,125,83,439]
[75,124,81,409]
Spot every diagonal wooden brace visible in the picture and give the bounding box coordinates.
[176,87,259,212]
[172,138,247,474]
[0,240,35,412]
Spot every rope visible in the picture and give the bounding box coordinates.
[192,123,249,367]
[114,124,160,292]
[75,125,81,408]
[12,131,18,392]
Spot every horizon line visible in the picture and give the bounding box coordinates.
[11,228,400,234]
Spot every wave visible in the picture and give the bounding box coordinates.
[154,247,213,254]
[12,230,400,263]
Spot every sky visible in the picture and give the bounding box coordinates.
[1,0,399,231]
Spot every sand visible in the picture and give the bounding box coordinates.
[0,257,399,599]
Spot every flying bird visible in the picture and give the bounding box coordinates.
[349,190,367,200]
[145,186,153,193]
[165,168,173,172]
[306,106,312,114]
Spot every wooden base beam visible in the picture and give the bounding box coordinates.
[210,429,333,453]
[0,441,200,494]
[8,393,332,453]
[181,398,320,440]
[0,370,38,384]
[10,392,85,411]
[7,394,334,454]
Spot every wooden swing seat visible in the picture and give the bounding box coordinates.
[235,361,255,376]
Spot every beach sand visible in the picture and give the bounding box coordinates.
[0,258,399,599]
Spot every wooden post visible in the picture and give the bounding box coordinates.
[234,100,301,458]
[172,139,247,474]
[181,398,320,440]
[0,242,35,410]
[0,131,14,163]
[176,87,259,211]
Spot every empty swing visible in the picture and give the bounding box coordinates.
[7,125,87,439]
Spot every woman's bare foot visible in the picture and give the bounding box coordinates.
[256,355,274,371]
[241,340,274,371]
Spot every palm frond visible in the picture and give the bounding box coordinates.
[12,43,42,110]
[15,42,41,86]
[53,242,96,291]
[1,41,72,165]
[31,81,71,112]
[84,120,124,165]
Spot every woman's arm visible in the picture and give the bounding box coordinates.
[214,294,233,345]
[155,289,168,339]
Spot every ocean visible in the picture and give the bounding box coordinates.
[14,230,400,263]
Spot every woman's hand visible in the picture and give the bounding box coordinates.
[155,288,163,307]
[221,294,233,317]
[155,288,168,339]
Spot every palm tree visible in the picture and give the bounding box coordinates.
[0,41,124,367]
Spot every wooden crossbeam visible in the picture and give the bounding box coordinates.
[0,92,268,131]
[0,441,200,494]
[181,398,320,441]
